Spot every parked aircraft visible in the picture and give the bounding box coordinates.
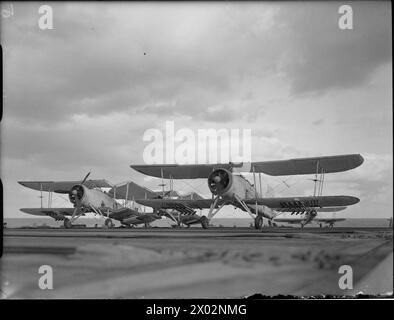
[107,183,210,228]
[19,173,163,228]
[19,174,210,229]
[130,154,364,229]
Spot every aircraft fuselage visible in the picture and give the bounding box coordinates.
[69,184,119,212]
[207,168,274,219]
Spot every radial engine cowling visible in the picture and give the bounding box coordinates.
[68,184,85,205]
[207,169,233,195]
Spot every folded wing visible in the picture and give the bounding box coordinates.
[108,181,158,200]
[136,198,225,210]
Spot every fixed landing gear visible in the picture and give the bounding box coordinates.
[63,218,72,229]
[254,215,263,230]
[104,218,115,228]
[200,216,209,229]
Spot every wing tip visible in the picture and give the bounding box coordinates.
[348,195,360,205]
[354,154,365,168]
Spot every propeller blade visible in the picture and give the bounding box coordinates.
[81,172,91,185]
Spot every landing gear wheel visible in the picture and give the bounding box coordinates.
[254,216,263,230]
[200,216,209,229]
[63,218,72,229]
[105,218,115,228]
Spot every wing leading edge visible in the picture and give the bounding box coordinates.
[18,180,112,193]
[131,154,364,179]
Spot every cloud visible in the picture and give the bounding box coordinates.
[312,119,324,126]
[1,2,391,218]
[278,2,391,95]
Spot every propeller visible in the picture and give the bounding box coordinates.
[208,169,231,194]
[81,171,91,185]
[68,172,90,223]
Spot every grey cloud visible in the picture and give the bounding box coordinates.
[279,2,391,95]
[312,119,324,126]
[2,2,284,124]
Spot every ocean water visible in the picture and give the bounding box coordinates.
[3,217,392,228]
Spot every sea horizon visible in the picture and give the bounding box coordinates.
[3,216,392,228]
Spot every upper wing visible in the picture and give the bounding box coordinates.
[20,208,76,220]
[18,180,112,193]
[131,163,233,179]
[244,196,359,211]
[251,154,364,176]
[130,154,364,179]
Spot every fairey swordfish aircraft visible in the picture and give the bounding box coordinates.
[130,154,364,229]
[19,172,160,228]
[19,173,210,228]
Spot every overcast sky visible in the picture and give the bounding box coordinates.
[1,1,392,219]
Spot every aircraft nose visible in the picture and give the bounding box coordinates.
[213,176,221,183]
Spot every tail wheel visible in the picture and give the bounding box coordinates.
[63,218,72,229]
[254,216,263,230]
[200,216,209,229]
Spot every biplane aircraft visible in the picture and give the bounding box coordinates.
[19,173,211,229]
[18,173,166,228]
[107,183,210,228]
[130,154,364,229]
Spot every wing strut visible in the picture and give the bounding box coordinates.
[125,182,130,207]
[207,197,226,221]
[207,195,220,220]
[40,183,43,208]
[234,194,255,220]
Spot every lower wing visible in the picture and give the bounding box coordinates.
[273,218,304,224]
[245,195,359,211]
[137,196,358,212]
[314,218,346,223]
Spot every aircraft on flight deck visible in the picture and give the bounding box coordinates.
[19,173,210,229]
[130,154,364,229]
[18,173,164,228]
[107,183,210,228]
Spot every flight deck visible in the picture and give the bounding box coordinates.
[1,226,392,298]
